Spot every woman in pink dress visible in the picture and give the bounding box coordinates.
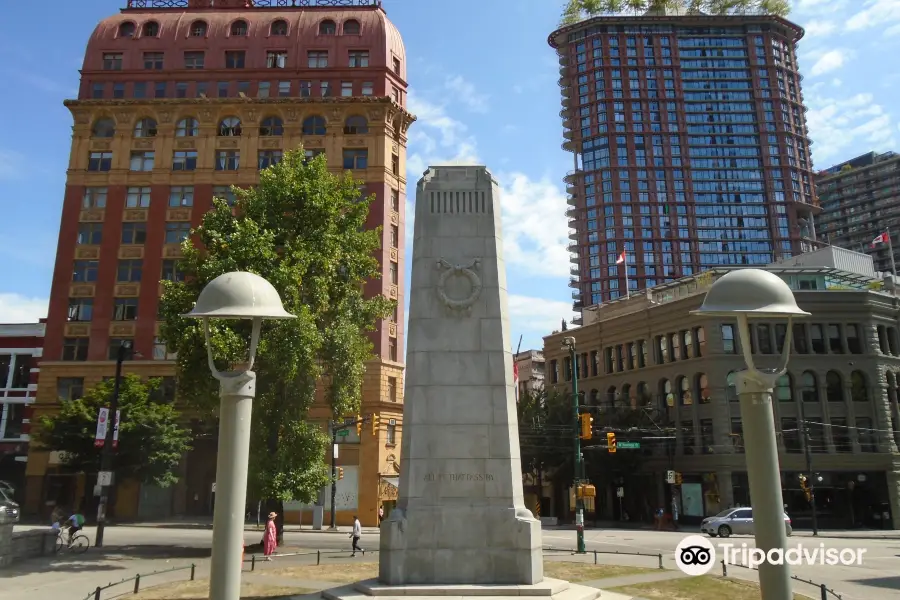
[263,511,278,560]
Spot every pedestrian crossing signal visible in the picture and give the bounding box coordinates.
[607,432,616,453]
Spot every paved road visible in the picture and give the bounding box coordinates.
[4,524,899,600]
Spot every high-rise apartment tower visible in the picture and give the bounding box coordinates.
[28,0,414,526]
[549,11,819,321]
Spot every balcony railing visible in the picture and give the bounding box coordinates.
[126,0,380,8]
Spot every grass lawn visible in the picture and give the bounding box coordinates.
[131,580,314,600]
[260,560,657,585]
[611,575,810,600]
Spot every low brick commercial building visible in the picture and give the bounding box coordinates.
[543,252,900,530]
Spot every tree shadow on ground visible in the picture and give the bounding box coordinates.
[0,545,210,577]
[847,575,900,591]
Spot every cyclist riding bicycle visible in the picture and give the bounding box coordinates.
[66,512,85,545]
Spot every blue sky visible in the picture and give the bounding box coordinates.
[1,0,899,353]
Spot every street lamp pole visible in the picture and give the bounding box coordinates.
[799,402,819,536]
[563,337,586,554]
[94,340,130,548]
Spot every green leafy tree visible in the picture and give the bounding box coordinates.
[517,386,577,510]
[559,0,789,25]
[158,149,393,537]
[35,375,192,491]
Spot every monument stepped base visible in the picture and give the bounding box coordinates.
[322,577,601,600]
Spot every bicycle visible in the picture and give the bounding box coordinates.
[55,527,90,554]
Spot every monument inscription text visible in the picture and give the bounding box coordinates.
[423,472,495,482]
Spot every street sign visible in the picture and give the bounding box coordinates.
[617,441,640,449]
[666,470,676,484]
[98,471,113,486]
[616,487,624,498]
[336,429,350,437]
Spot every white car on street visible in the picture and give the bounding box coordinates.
[701,507,792,538]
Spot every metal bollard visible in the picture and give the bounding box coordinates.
[317,550,321,565]
[190,564,196,581]
[593,550,597,565]
[133,574,141,594]
[721,560,727,577]
[94,587,101,600]
[252,554,256,571]
[658,554,663,570]
[820,584,827,600]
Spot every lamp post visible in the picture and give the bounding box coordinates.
[692,269,810,600]
[95,339,132,548]
[185,272,295,600]
[562,336,586,554]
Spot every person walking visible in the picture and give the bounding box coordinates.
[263,511,278,560]
[350,515,364,556]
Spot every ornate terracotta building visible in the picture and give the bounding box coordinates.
[27,0,413,526]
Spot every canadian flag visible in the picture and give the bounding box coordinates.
[871,232,890,247]
[616,251,626,265]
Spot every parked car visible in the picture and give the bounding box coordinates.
[0,486,19,525]
[701,507,792,538]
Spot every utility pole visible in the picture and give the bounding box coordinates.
[95,340,130,548]
[799,403,818,536]
[329,414,370,529]
[562,337,586,554]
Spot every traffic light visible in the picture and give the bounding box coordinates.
[372,413,380,436]
[579,413,593,439]
[356,415,362,436]
[799,474,811,501]
[336,467,344,480]
[607,432,617,453]
[675,472,683,485]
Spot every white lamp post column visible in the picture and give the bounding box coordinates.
[693,269,810,600]
[184,271,295,600]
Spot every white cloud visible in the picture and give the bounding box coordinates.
[802,20,837,37]
[0,293,47,323]
[805,92,897,164]
[809,49,849,76]
[793,0,849,13]
[443,75,489,113]
[846,0,900,31]
[507,295,573,333]
[832,78,843,87]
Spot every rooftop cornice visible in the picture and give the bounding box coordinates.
[124,0,381,10]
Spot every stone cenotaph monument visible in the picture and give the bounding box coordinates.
[323,166,599,600]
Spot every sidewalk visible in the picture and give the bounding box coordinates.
[545,520,900,540]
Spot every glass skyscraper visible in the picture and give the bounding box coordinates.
[549,12,819,320]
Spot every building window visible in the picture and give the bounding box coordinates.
[57,377,84,401]
[91,83,105,99]
[126,186,152,208]
[304,149,324,162]
[230,20,248,36]
[387,376,397,402]
[172,151,197,172]
[825,370,843,403]
[349,50,369,67]
[342,149,368,170]
[155,82,166,98]
[169,186,194,207]
[117,259,143,282]
[134,118,157,138]
[102,52,123,70]
[184,51,205,69]
[130,151,155,172]
[190,20,207,37]
[142,21,159,37]
[143,52,163,69]
[134,82,147,98]
[362,81,373,96]
[258,150,283,169]
[216,150,240,171]
[302,116,326,135]
[260,116,283,136]
[792,323,808,354]
[390,224,399,248]
[266,51,287,69]
[108,339,134,360]
[88,152,113,172]
[175,82,188,98]
[219,117,242,136]
[388,338,398,361]
[176,117,199,137]
[213,185,238,206]
[846,324,862,354]
[258,82,270,98]
[153,338,177,361]
[831,417,852,452]
[270,19,288,35]
[344,115,368,135]
[62,338,89,361]
[390,189,400,212]
[113,298,139,321]
[389,261,398,284]
[319,19,336,35]
[165,222,191,244]
[121,222,147,245]
[278,80,290,96]
[217,81,229,97]
[113,83,125,98]
[721,323,736,354]
[225,50,245,69]
[67,298,93,322]
[850,370,868,402]
[393,57,401,75]
[344,19,360,35]
[341,81,353,96]
[83,187,107,209]
[320,80,333,97]
[391,153,399,175]
[857,417,877,452]
[308,51,328,68]
[827,324,843,353]
[810,324,826,354]
[299,80,312,97]
[161,259,184,282]
[76,223,103,245]
[781,417,802,453]
[118,22,136,38]
[72,260,99,282]
[386,421,396,444]
[775,373,792,402]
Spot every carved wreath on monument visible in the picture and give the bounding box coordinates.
[435,257,482,314]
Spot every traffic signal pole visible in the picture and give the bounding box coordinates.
[565,343,586,554]
[329,415,370,530]
[799,403,818,536]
